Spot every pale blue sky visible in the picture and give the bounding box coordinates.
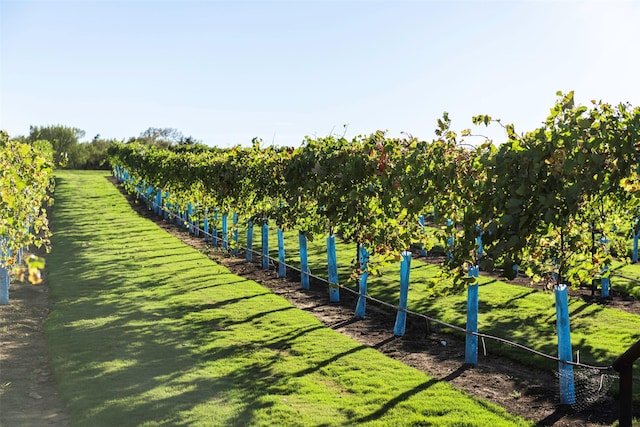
[1,0,639,147]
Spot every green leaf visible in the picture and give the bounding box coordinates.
[506,198,522,209]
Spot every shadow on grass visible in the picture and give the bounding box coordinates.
[47,250,332,425]
[292,344,368,379]
[355,365,471,423]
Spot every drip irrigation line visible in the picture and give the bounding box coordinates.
[135,187,614,373]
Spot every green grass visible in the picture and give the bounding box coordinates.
[45,170,530,427]
[611,260,640,300]
[240,226,640,370]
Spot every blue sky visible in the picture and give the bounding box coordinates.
[1,0,639,147]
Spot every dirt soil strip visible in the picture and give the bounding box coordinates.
[0,278,70,426]
[117,179,632,427]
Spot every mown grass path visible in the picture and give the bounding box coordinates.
[45,170,530,426]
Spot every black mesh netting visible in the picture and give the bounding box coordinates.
[555,367,618,411]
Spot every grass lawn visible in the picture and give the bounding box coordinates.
[239,226,640,371]
[611,260,640,300]
[45,170,530,426]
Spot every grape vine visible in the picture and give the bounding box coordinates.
[108,92,640,296]
[0,130,54,285]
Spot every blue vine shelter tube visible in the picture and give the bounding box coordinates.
[277,228,286,278]
[299,232,310,290]
[262,223,269,270]
[246,221,253,262]
[354,245,369,319]
[465,265,479,365]
[555,284,576,405]
[393,251,412,336]
[327,235,339,302]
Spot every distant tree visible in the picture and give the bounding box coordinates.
[177,135,201,145]
[129,127,201,148]
[27,125,85,168]
[22,126,115,169]
[8,134,29,144]
[82,136,116,169]
[131,127,182,148]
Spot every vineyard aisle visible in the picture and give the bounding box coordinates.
[39,170,531,426]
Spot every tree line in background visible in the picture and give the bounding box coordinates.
[9,125,202,169]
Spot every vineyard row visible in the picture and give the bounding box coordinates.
[107,91,640,294]
[0,130,54,304]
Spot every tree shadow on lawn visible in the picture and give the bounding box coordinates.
[46,271,335,425]
[49,218,373,424]
[354,365,470,424]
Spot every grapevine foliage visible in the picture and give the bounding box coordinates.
[109,92,640,296]
[0,130,54,284]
